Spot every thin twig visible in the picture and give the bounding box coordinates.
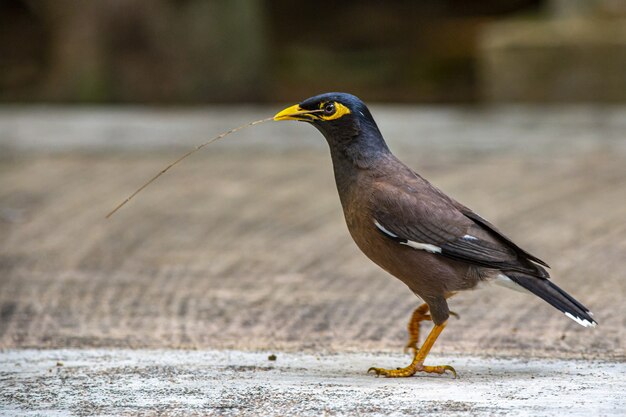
[105,116,274,219]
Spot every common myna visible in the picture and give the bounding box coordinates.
[274,92,596,378]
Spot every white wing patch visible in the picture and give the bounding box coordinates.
[374,220,399,238]
[402,240,442,253]
[374,220,442,254]
[463,234,478,241]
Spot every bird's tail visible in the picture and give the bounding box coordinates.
[506,272,597,328]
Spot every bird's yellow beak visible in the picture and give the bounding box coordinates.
[273,104,319,121]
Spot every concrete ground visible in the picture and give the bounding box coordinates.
[2,349,625,416]
[1,106,625,415]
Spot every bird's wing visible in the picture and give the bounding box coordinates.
[455,206,549,268]
[372,180,548,278]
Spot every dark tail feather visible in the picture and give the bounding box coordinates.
[507,272,597,328]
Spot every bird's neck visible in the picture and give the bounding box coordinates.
[326,122,390,169]
[326,127,392,204]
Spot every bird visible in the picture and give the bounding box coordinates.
[273,92,597,378]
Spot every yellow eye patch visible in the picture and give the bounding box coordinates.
[318,102,351,121]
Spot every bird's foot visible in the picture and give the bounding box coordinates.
[368,362,457,378]
[373,321,455,378]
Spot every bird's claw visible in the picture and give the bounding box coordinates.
[367,366,412,378]
[367,367,383,377]
[367,363,457,378]
[441,365,458,379]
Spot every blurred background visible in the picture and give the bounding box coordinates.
[1,0,625,361]
[2,0,626,104]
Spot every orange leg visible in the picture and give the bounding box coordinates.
[405,303,431,354]
[368,321,456,378]
[405,304,459,355]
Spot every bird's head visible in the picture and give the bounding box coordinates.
[274,92,377,141]
[274,92,389,168]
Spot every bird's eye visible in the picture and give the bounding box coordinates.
[323,103,336,115]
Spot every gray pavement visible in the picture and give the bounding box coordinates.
[1,349,624,416]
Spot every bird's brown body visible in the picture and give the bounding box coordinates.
[274,92,596,377]
[334,151,479,325]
